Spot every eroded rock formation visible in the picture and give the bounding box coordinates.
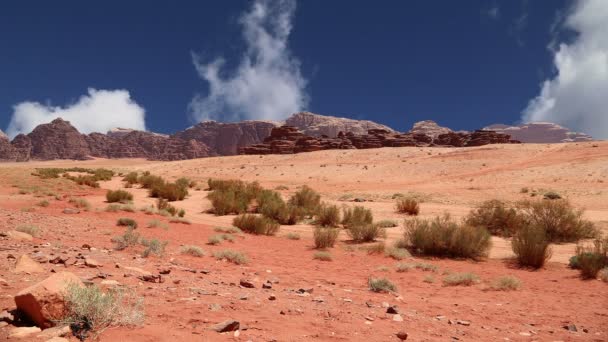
[483,122,593,143]
[285,112,395,137]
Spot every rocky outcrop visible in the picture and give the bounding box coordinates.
[409,120,452,138]
[27,118,92,160]
[285,112,395,137]
[0,129,7,141]
[241,126,519,155]
[173,121,277,156]
[483,122,593,143]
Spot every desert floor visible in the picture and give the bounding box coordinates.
[0,141,607,341]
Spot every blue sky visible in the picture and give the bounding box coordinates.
[1,0,606,138]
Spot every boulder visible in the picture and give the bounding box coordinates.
[14,272,84,329]
[14,254,44,274]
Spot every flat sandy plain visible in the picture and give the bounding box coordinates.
[0,141,607,341]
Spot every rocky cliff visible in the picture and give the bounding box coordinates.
[409,120,453,138]
[285,112,395,137]
[483,122,593,143]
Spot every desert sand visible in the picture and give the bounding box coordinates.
[0,141,607,341]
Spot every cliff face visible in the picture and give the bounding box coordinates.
[483,122,593,143]
[27,118,92,160]
[285,112,395,137]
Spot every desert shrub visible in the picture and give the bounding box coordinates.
[16,225,40,237]
[512,224,552,268]
[175,177,190,190]
[368,277,397,293]
[140,238,167,258]
[180,245,204,257]
[36,200,50,207]
[150,182,188,201]
[574,238,608,279]
[376,220,399,228]
[313,251,332,261]
[208,187,250,215]
[60,283,143,335]
[147,219,168,230]
[34,168,64,179]
[178,209,186,217]
[443,272,479,286]
[543,191,561,200]
[122,172,139,185]
[465,200,523,237]
[395,198,420,215]
[342,206,373,228]
[256,189,303,224]
[111,227,140,250]
[117,218,138,229]
[140,205,157,215]
[313,227,339,249]
[395,263,413,272]
[213,249,248,264]
[518,200,596,242]
[106,189,133,203]
[423,275,435,283]
[488,276,521,291]
[286,232,300,240]
[232,214,280,235]
[208,235,224,245]
[138,174,164,189]
[404,215,491,259]
[314,203,341,227]
[69,198,91,211]
[91,168,114,181]
[214,226,242,234]
[288,185,321,215]
[599,268,608,282]
[393,238,408,249]
[347,223,386,242]
[385,247,411,260]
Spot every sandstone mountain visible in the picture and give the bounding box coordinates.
[285,112,395,137]
[409,120,453,138]
[483,122,593,143]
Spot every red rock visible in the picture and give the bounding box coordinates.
[14,255,44,274]
[27,118,91,160]
[286,112,395,137]
[14,272,84,329]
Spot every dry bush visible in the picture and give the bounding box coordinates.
[488,276,521,291]
[512,224,552,269]
[286,232,301,240]
[404,215,491,259]
[106,189,133,203]
[60,283,143,336]
[376,220,399,228]
[37,200,50,207]
[180,245,204,257]
[150,182,188,201]
[342,206,373,228]
[574,238,608,279]
[117,218,138,229]
[313,227,339,249]
[443,272,479,286]
[208,235,224,245]
[232,214,280,236]
[465,200,522,237]
[140,238,167,258]
[396,198,420,215]
[111,227,140,251]
[16,225,40,237]
[313,251,332,261]
[518,200,596,242]
[214,226,242,234]
[138,174,164,189]
[69,198,91,211]
[147,219,168,230]
[122,172,139,185]
[365,242,386,254]
[347,223,386,242]
[385,247,411,260]
[288,185,321,215]
[368,277,397,293]
[256,189,303,225]
[314,203,340,227]
[213,249,248,264]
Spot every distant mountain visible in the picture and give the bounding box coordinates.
[285,112,395,137]
[0,129,7,141]
[408,120,453,138]
[483,122,593,143]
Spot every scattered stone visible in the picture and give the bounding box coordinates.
[239,279,255,288]
[262,281,272,289]
[138,274,164,283]
[6,230,33,241]
[62,208,80,214]
[210,320,240,333]
[84,258,102,268]
[381,302,390,308]
[0,310,14,323]
[9,326,42,339]
[268,295,276,301]
[200,269,211,274]
[313,297,325,303]
[396,331,409,340]
[14,254,44,274]
[387,306,399,314]
[159,268,171,275]
[49,256,69,265]
[297,288,313,294]
[393,314,404,322]
[36,325,71,339]
[81,244,91,250]
[14,272,84,328]
[0,277,8,286]
[364,316,374,321]
[564,324,577,332]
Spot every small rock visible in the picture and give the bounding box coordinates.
[364,316,374,321]
[456,320,471,326]
[84,258,102,268]
[159,268,171,275]
[6,230,33,241]
[268,295,277,301]
[210,320,240,333]
[564,324,577,332]
[297,287,313,294]
[14,254,44,274]
[393,314,404,322]
[387,306,399,314]
[100,280,120,287]
[0,277,7,286]
[396,331,408,340]
[262,281,272,289]
[381,302,390,308]
[9,326,42,339]
[81,244,91,250]
[313,297,324,303]
[239,279,255,288]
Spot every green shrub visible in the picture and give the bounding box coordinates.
[106,189,133,203]
[181,245,204,257]
[342,206,373,228]
[117,218,138,229]
[368,277,397,293]
[488,276,521,291]
[404,215,491,259]
[288,185,321,215]
[111,227,140,250]
[574,238,608,279]
[138,174,164,189]
[313,251,332,261]
[178,209,186,217]
[208,187,250,215]
[16,225,40,237]
[60,283,143,335]
[518,200,596,242]
[314,203,340,227]
[256,189,303,224]
[443,272,479,286]
[347,223,386,242]
[140,238,167,258]
[232,214,280,235]
[213,249,248,264]
[150,182,188,201]
[512,224,552,268]
[313,227,339,249]
[122,172,139,185]
[395,198,420,215]
[465,200,522,237]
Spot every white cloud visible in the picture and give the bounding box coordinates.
[522,0,608,139]
[6,88,146,139]
[189,0,308,122]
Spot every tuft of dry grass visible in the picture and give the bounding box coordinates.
[488,276,522,291]
[313,227,339,249]
[313,251,332,261]
[443,272,479,286]
[16,225,40,237]
[396,198,420,215]
[368,277,397,293]
[213,249,248,265]
[181,245,204,257]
